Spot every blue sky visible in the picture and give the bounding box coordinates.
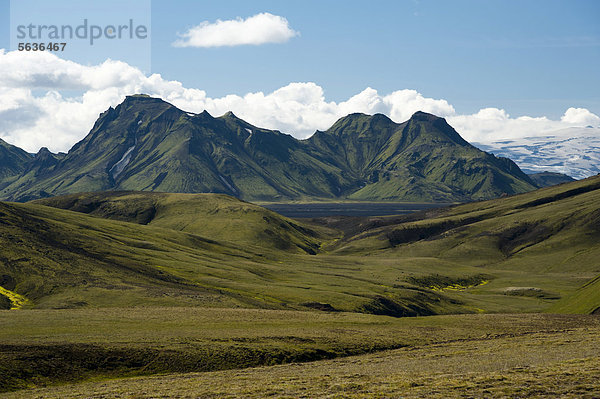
[2,0,599,117]
[156,0,600,119]
[0,0,599,152]
[152,0,600,118]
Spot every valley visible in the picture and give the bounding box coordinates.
[260,201,451,218]
[0,174,599,395]
[1,1,597,396]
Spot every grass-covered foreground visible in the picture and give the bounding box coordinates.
[0,308,598,397]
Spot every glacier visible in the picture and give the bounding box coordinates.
[473,127,600,180]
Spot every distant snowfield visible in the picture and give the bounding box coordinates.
[473,127,600,180]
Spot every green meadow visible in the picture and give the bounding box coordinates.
[1,309,598,396]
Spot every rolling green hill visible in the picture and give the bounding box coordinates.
[0,95,536,202]
[32,191,333,254]
[0,196,472,314]
[0,174,596,316]
[2,175,600,395]
[550,274,600,314]
[322,174,600,314]
[332,174,600,267]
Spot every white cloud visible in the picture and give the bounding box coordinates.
[447,107,600,144]
[561,107,600,125]
[172,13,299,48]
[0,50,598,154]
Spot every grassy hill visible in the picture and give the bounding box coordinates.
[0,197,469,315]
[32,191,332,255]
[329,173,600,267]
[324,175,600,313]
[550,274,600,314]
[0,174,595,316]
[0,204,468,315]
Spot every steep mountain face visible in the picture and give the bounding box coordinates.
[0,95,536,202]
[0,138,31,182]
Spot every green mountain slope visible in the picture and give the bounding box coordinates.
[550,274,600,314]
[335,175,600,265]
[1,95,535,202]
[326,175,600,313]
[1,96,353,202]
[0,138,31,182]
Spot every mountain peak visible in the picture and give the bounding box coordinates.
[125,94,160,101]
[0,137,32,179]
[328,112,397,132]
[35,147,52,157]
[409,111,442,122]
[346,112,371,118]
[29,146,63,175]
[198,110,214,119]
[222,111,238,118]
[406,111,469,146]
[120,94,172,109]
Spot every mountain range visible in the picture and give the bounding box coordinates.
[0,94,537,202]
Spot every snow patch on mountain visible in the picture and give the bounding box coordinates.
[110,143,136,179]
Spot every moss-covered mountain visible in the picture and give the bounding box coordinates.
[0,95,536,202]
[306,111,535,201]
[0,138,31,182]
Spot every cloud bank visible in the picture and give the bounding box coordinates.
[172,13,299,48]
[0,50,598,154]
